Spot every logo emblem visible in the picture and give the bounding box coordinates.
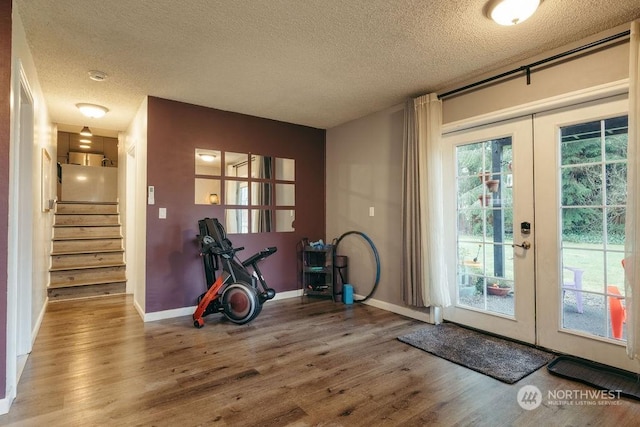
[517,385,542,410]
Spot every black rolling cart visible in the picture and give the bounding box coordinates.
[298,239,334,301]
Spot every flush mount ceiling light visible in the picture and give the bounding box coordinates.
[76,103,109,118]
[487,0,540,26]
[198,153,217,162]
[80,126,92,137]
[88,70,108,82]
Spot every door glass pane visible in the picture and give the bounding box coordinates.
[560,121,601,165]
[604,116,628,161]
[559,115,628,341]
[606,163,627,206]
[456,137,514,316]
[561,165,602,206]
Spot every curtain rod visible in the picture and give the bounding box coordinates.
[438,29,631,100]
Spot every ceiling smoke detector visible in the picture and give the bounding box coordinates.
[88,70,108,82]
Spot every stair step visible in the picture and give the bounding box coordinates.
[54,214,120,226]
[51,251,125,269]
[50,262,125,272]
[50,202,126,292]
[56,202,118,215]
[48,282,126,301]
[52,238,123,253]
[53,225,122,240]
[50,265,126,288]
[49,279,127,290]
[51,249,124,256]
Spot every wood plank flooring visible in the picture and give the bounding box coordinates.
[1,295,639,426]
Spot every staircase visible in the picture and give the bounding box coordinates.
[49,202,126,300]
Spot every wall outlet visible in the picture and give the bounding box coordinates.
[369,206,374,217]
[159,207,166,219]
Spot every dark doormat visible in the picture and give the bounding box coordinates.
[398,322,554,384]
[547,355,640,400]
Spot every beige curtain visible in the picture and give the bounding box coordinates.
[402,94,451,309]
[625,21,640,361]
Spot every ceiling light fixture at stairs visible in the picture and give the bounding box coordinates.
[77,103,109,118]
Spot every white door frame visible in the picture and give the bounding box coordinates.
[6,61,35,406]
[534,95,637,372]
[125,144,136,295]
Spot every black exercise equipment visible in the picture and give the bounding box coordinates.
[192,218,276,328]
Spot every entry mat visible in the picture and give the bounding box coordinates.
[547,355,640,401]
[398,323,555,384]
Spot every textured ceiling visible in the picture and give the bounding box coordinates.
[14,0,640,131]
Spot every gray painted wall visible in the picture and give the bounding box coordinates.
[326,23,631,309]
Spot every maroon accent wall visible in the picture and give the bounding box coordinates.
[146,97,326,313]
[0,0,12,399]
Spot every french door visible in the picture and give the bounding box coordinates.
[442,116,536,344]
[535,95,636,371]
[443,94,635,371]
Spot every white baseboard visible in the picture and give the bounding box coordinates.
[16,355,28,389]
[144,305,196,322]
[0,395,12,415]
[32,297,48,346]
[355,294,435,324]
[140,289,303,323]
[133,298,145,321]
[271,289,303,301]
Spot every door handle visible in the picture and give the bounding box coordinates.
[512,241,531,250]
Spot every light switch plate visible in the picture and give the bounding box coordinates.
[159,207,166,219]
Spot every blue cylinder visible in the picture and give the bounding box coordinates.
[343,284,354,305]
